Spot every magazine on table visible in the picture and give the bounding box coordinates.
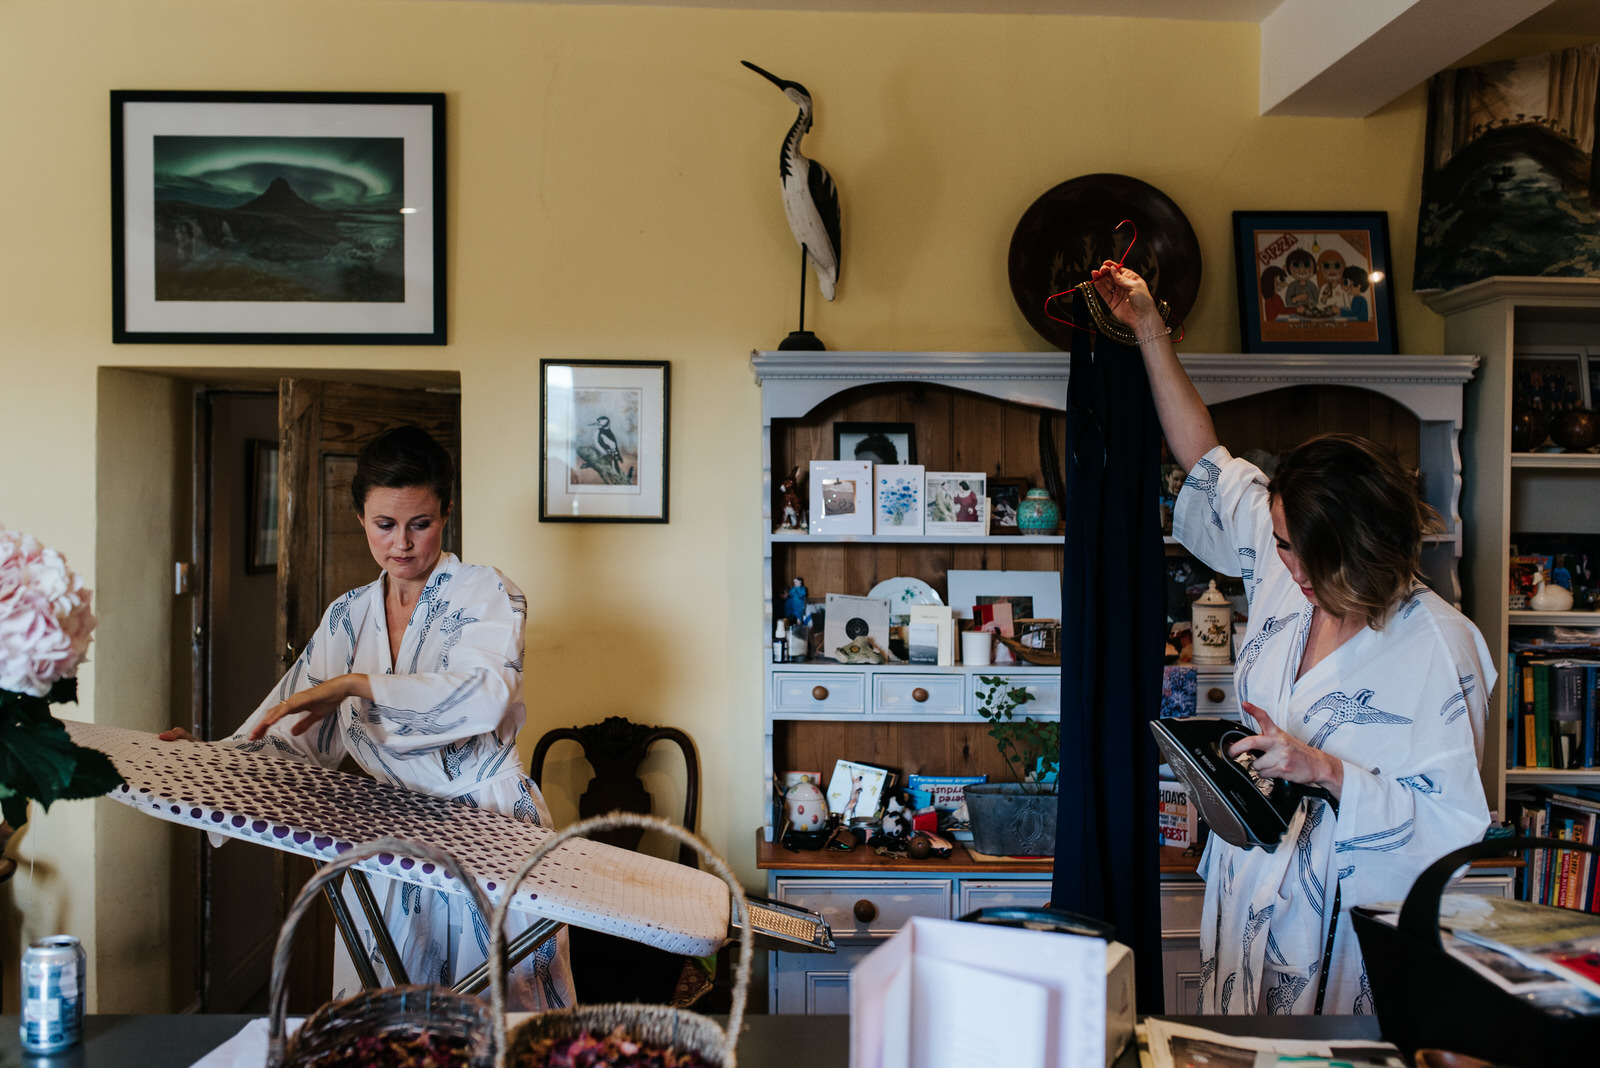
[1361,893,1600,1014]
[1142,1019,1405,1068]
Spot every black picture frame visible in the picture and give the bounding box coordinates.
[1232,211,1397,355]
[833,422,917,465]
[539,359,671,523]
[988,477,1029,535]
[111,90,447,344]
[246,439,279,574]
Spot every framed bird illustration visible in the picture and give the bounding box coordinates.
[743,60,842,351]
[538,359,671,523]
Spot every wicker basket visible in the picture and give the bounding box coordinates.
[995,618,1061,666]
[266,838,500,1068]
[492,814,750,1068]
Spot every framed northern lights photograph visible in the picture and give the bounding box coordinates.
[111,91,446,344]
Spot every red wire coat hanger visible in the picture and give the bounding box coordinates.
[1045,219,1183,344]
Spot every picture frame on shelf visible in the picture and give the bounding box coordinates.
[1232,210,1397,355]
[539,359,671,523]
[947,569,1062,622]
[246,438,279,574]
[988,477,1029,535]
[924,471,987,537]
[874,464,925,534]
[823,593,892,662]
[809,460,874,535]
[834,421,916,465]
[111,90,446,344]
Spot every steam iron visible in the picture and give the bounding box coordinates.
[1150,716,1332,852]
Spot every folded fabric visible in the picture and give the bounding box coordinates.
[187,1018,303,1068]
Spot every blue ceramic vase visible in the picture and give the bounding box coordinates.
[1017,488,1060,535]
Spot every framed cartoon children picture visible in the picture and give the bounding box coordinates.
[540,359,670,522]
[1232,211,1397,355]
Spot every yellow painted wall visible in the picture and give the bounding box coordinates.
[0,0,1502,1010]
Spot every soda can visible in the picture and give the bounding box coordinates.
[20,935,86,1054]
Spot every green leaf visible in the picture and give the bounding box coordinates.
[0,692,124,822]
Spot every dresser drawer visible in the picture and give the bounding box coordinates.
[957,879,1053,916]
[974,673,1061,716]
[774,876,952,940]
[773,672,865,715]
[872,673,965,716]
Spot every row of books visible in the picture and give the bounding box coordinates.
[1511,785,1600,914]
[1505,651,1600,769]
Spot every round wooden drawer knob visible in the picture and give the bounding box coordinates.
[812,685,829,701]
[912,688,929,703]
[853,899,878,923]
[1206,687,1226,703]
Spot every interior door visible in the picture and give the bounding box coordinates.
[275,377,461,1010]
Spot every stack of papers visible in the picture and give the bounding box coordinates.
[1143,1019,1406,1068]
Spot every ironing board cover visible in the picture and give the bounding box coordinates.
[69,721,729,956]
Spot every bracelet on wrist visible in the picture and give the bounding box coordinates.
[1136,325,1171,345]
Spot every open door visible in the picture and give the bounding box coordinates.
[274,377,461,1010]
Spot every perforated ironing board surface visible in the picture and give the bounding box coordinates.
[68,722,730,956]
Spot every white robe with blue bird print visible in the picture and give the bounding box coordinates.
[1174,447,1493,1015]
[224,553,574,1010]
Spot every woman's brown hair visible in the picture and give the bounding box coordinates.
[1269,433,1440,630]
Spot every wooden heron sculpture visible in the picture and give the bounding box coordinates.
[743,60,841,350]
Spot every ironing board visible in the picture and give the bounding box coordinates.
[68,722,831,992]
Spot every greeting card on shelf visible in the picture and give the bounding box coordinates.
[826,758,892,821]
[908,604,955,666]
[809,460,873,536]
[874,464,925,535]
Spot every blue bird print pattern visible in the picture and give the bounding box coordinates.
[406,573,455,674]
[1185,456,1225,531]
[438,609,477,670]
[1439,674,1475,725]
[1237,546,1259,599]
[1302,688,1411,748]
[1353,961,1375,1015]
[1236,613,1295,704]
[1336,819,1416,858]
[1241,903,1273,1011]
[1398,773,1441,795]
[1294,801,1330,918]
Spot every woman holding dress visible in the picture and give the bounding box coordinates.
[1090,260,1495,1015]
[163,425,573,1010]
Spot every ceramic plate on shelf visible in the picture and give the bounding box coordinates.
[868,577,942,619]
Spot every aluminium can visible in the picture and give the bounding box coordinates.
[20,935,86,1054]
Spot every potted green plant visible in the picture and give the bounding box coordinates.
[962,675,1059,856]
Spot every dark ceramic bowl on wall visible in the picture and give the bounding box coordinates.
[1008,173,1202,351]
[1550,409,1600,452]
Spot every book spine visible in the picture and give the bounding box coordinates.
[1587,666,1598,770]
[1523,661,1537,768]
[1508,651,1521,769]
[1534,663,1552,768]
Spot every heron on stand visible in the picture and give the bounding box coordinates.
[742,60,841,351]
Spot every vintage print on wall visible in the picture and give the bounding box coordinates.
[112,91,446,344]
[540,360,670,523]
[833,422,917,466]
[924,471,987,537]
[1416,43,1600,291]
[1232,211,1397,355]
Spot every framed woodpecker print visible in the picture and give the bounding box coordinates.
[111,90,446,344]
[1232,211,1397,355]
[539,359,671,523]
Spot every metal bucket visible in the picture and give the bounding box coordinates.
[962,783,1057,856]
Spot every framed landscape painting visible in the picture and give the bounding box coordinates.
[111,90,446,344]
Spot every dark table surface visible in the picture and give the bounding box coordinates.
[0,1012,1381,1066]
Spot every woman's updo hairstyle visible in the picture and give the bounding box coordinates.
[351,425,455,516]
[1269,432,1440,630]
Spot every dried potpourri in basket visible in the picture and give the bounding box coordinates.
[301,1028,474,1068]
[514,1026,713,1068]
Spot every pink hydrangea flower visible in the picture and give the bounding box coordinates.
[0,526,97,697]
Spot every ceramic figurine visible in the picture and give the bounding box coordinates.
[835,637,888,664]
[778,468,806,531]
[785,576,810,624]
[1529,571,1574,612]
[784,778,827,833]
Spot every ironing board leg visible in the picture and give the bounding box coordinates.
[346,867,411,986]
[450,918,565,996]
[321,872,383,991]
